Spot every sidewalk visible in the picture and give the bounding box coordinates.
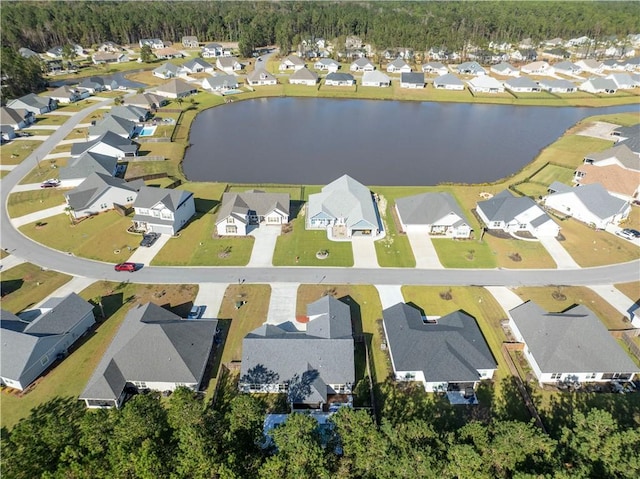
[407,232,444,269]
[538,236,580,269]
[485,286,524,314]
[32,276,97,309]
[588,285,637,319]
[0,254,26,272]
[10,203,67,228]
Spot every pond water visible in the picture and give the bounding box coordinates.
[182,98,638,186]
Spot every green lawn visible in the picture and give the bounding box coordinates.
[18,158,68,185]
[35,115,69,126]
[483,235,557,269]
[63,127,89,140]
[0,140,43,165]
[0,263,72,314]
[432,238,497,268]
[7,189,67,218]
[528,163,575,187]
[54,99,100,112]
[374,194,415,268]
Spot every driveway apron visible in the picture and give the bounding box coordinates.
[588,285,638,319]
[193,283,229,319]
[266,283,299,325]
[486,286,524,314]
[407,232,444,269]
[32,276,97,309]
[538,236,580,269]
[375,284,404,309]
[10,203,67,228]
[125,234,172,265]
[0,254,26,272]
[351,237,379,268]
[247,226,280,267]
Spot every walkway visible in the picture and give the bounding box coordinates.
[352,237,379,268]
[539,236,580,269]
[193,283,229,319]
[10,203,67,228]
[125,234,172,265]
[0,165,17,171]
[486,286,524,313]
[407,232,444,269]
[11,183,51,192]
[32,276,97,309]
[265,283,299,326]
[247,226,280,267]
[375,284,404,309]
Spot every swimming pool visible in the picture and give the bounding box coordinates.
[138,125,157,137]
[222,89,243,95]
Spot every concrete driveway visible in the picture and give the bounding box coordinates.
[352,237,379,268]
[407,232,444,269]
[125,234,172,265]
[193,283,229,319]
[0,254,26,272]
[266,283,299,325]
[10,203,67,228]
[588,285,638,319]
[486,286,524,313]
[247,226,281,267]
[538,236,580,269]
[375,284,404,309]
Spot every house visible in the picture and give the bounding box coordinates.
[325,72,355,86]
[107,105,151,123]
[542,48,570,60]
[65,173,143,219]
[19,47,39,59]
[583,144,640,172]
[97,41,122,53]
[467,76,505,93]
[0,106,35,130]
[538,79,577,93]
[7,93,56,115]
[421,62,448,75]
[508,301,638,385]
[77,76,120,93]
[601,59,626,71]
[575,59,604,74]
[605,73,636,90]
[203,74,239,91]
[611,124,640,154]
[88,115,137,140]
[139,38,164,49]
[125,92,167,110]
[1,125,16,142]
[181,58,214,74]
[433,73,465,90]
[314,58,340,72]
[246,69,277,86]
[132,186,195,235]
[154,79,198,99]
[490,62,519,77]
[579,77,618,94]
[58,151,120,187]
[216,56,242,74]
[361,70,391,87]
[550,61,582,75]
[400,72,425,89]
[386,57,411,73]
[201,42,225,58]
[573,163,640,202]
[382,303,496,400]
[510,49,537,62]
[289,67,319,86]
[476,189,559,238]
[239,295,354,409]
[152,62,182,79]
[215,190,290,236]
[71,130,139,159]
[1,294,95,391]
[544,182,631,229]
[395,192,472,238]
[456,61,486,76]
[92,52,128,64]
[521,61,550,75]
[544,37,564,47]
[504,77,541,93]
[349,58,375,72]
[306,174,381,239]
[80,302,218,408]
[182,36,199,48]
[279,55,306,71]
[154,47,184,60]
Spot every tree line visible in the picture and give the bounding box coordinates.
[2,380,639,479]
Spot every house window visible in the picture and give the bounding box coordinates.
[227,217,234,223]
[492,222,501,228]
[134,381,147,388]
[100,203,108,209]
[152,210,160,217]
[126,196,133,202]
[267,216,280,223]
[226,225,237,234]
[161,212,172,220]
[551,373,562,380]
[519,223,527,229]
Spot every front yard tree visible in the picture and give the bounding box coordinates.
[61,44,77,70]
[139,44,153,63]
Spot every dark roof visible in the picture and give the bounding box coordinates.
[477,189,536,222]
[24,293,94,335]
[59,151,118,181]
[401,72,425,84]
[326,72,354,82]
[382,303,496,383]
[396,192,469,227]
[65,173,143,210]
[133,186,193,212]
[71,130,139,157]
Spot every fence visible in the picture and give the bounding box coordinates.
[621,331,640,362]
[125,172,168,182]
[128,155,165,162]
[140,137,171,143]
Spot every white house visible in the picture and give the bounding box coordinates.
[325,72,355,86]
[508,301,638,385]
[139,38,164,49]
[421,62,448,75]
[288,67,319,86]
[92,52,128,64]
[605,73,636,90]
[132,186,196,235]
[550,61,582,75]
[58,151,119,188]
[579,77,618,94]
[490,62,519,77]
[467,76,505,93]
[71,131,139,159]
[202,74,239,91]
[181,58,214,74]
[521,61,551,75]
[0,106,35,130]
[49,85,88,104]
[456,61,486,76]
[246,69,277,86]
[395,192,472,238]
[314,58,340,72]
[7,94,57,115]
[400,72,425,89]
[65,173,143,219]
[361,70,391,87]
[349,58,375,72]
[504,77,541,93]
[202,43,224,58]
[152,62,182,79]
[279,55,306,71]
[575,59,605,74]
[538,79,577,93]
[215,190,290,236]
[386,57,411,73]
[154,79,198,99]
[433,73,465,90]
[216,56,242,74]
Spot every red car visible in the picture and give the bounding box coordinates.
[114,262,137,272]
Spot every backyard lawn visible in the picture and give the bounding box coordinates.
[0,263,72,314]
[7,189,67,218]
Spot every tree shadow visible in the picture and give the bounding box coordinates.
[287,368,320,405]
[493,375,533,422]
[240,364,280,386]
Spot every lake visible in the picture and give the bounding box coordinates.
[182,98,638,186]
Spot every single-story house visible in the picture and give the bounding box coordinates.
[154,48,184,60]
[97,41,122,53]
[107,105,150,123]
[92,52,128,64]
[605,73,636,90]
[58,151,119,187]
[152,62,182,79]
[349,58,375,72]
[421,62,448,75]
[182,36,199,48]
[476,189,560,238]
[550,61,582,75]
[125,92,167,110]
[521,61,551,75]
[132,186,195,235]
[77,76,120,93]
[544,182,631,229]
[583,144,640,172]
[395,192,472,238]
[467,75,505,93]
[154,79,198,99]
[456,61,486,76]
[382,303,497,399]
[215,190,290,236]
[19,47,39,59]
[542,48,570,60]
[88,114,136,140]
[279,55,306,71]
[139,38,164,49]
[490,62,519,77]
[216,56,242,74]
[1,294,95,391]
[246,69,277,86]
[0,106,35,130]
[538,79,577,93]
[504,76,541,93]
[203,74,239,91]
[361,70,391,87]
[314,58,340,72]
[386,57,411,73]
[48,85,88,104]
[575,59,605,74]
[289,67,319,86]
[7,94,57,115]
[80,302,218,408]
[306,174,381,239]
[1,125,16,142]
[579,77,618,94]
[71,130,139,159]
[508,301,638,385]
[433,73,465,90]
[400,72,425,89]
[325,72,355,86]
[573,163,640,202]
[239,295,354,409]
[181,58,214,74]
[65,173,143,219]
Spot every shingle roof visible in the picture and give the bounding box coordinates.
[246,69,276,83]
[401,72,424,84]
[65,173,143,210]
[477,189,536,222]
[547,183,629,220]
[283,55,305,66]
[581,77,617,91]
[539,79,576,90]
[382,303,496,383]
[217,56,240,68]
[155,78,198,96]
[584,144,640,171]
[0,106,26,125]
[434,73,464,87]
[107,105,149,123]
[153,62,180,76]
[492,62,517,73]
[71,130,139,157]
[352,58,373,67]
[88,114,135,138]
[133,186,193,212]
[289,67,319,82]
[504,77,540,89]
[204,74,239,89]
[59,151,118,181]
[183,58,212,71]
[388,57,409,69]
[125,92,166,108]
[216,190,289,225]
[24,293,94,335]
[396,192,470,227]
[509,301,638,374]
[362,70,390,84]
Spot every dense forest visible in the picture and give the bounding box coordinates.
[2,379,640,479]
[2,1,639,54]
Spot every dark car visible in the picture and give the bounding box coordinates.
[114,262,137,272]
[40,179,60,188]
[140,232,159,247]
[187,305,206,319]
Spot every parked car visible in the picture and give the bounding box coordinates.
[140,232,160,247]
[114,262,137,272]
[617,228,640,240]
[187,305,206,319]
[40,178,61,188]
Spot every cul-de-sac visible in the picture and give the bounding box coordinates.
[1,2,640,478]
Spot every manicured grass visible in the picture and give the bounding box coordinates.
[621,203,640,231]
[533,135,614,169]
[1,171,11,179]
[373,193,415,268]
[553,217,640,267]
[80,110,105,124]
[614,282,640,302]
[0,281,198,429]
[0,140,43,165]
[0,262,72,314]
[55,99,100,112]
[19,211,139,263]
[432,238,497,268]
[528,163,575,187]
[125,70,167,87]
[7,189,66,218]
[35,115,69,126]
[584,112,640,127]
[49,144,73,154]
[18,159,68,185]
[21,129,54,137]
[483,235,557,269]
[514,286,629,330]
[273,214,354,267]
[125,160,174,179]
[63,127,89,140]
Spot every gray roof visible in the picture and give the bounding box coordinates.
[59,151,118,181]
[78,76,118,90]
[80,302,217,401]
[88,114,135,138]
[553,60,579,71]
[509,301,638,374]
[362,70,390,84]
[382,303,496,383]
[315,58,339,67]
[582,77,617,91]
[107,105,149,123]
[401,72,425,84]
[65,173,143,210]
[492,62,517,73]
[23,293,94,335]
[125,92,166,108]
[19,47,39,58]
[477,189,537,222]
[49,85,79,99]
[504,77,540,89]
[217,56,240,68]
[246,69,276,83]
[396,192,470,227]
[457,61,486,74]
[548,183,629,220]
[153,62,180,76]
[434,73,464,87]
[133,186,193,212]
[7,93,53,110]
[183,58,212,71]
[0,309,27,333]
[325,72,354,83]
[585,144,640,171]
[71,130,139,157]
[617,124,640,154]
[155,78,198,96]
[283,55,305,66]
[205,74,239,89]
[308,174,379,230]
[216,190,289,225]
[290,67,319,82]
[352,58,374,67]
[0,106,27,125]
[423,61,447,71]
[388,57,409,69]
[548,181,572,194]
[539,79,576,90]
[240,296,355,403]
